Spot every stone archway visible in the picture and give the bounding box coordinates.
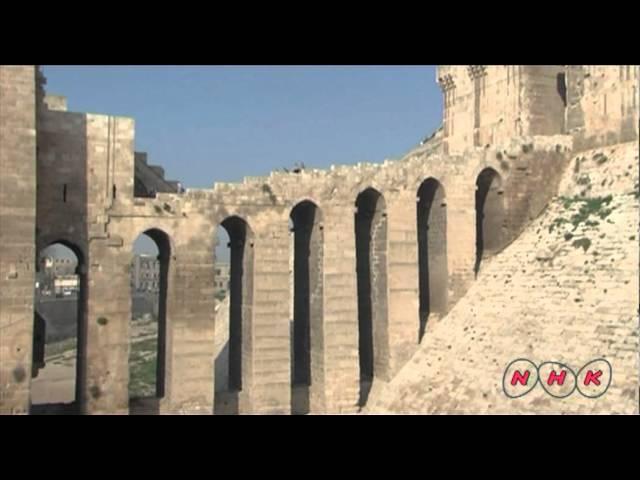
[289,200,324,415]
[475,168,505,276]
[214,216,255,414]
[129,229,171,413]
[30,241,86,414]
[355,188,388,407]
[417,178,448,341]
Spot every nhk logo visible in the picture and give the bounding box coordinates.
[502,359,612,399]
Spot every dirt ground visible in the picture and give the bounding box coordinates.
[30,315,158,405]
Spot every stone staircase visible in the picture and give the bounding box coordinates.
[134,152,182,197]
[367,141,639,414]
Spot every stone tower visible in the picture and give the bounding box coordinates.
[437,65,567,154]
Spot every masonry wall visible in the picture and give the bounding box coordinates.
[37,107,136,249]
[43,94,67,112]
[369,140,639,414]
[566,65,639,152]
[0,66,37,414]
[36,105,137,412]
[84,192,212,414]
[4,65,621,415]
[438,66,566,155]
[35,92,218,414]
[184,134,572,413]
[320,203,359,412]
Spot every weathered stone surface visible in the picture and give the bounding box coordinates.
[0,66,37,415]
[367,142,639,414]
[0,65,637,415]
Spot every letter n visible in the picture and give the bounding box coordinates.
[510,370,530,386]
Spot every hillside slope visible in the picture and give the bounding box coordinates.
[368,141,639,414]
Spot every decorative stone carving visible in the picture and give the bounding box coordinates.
[467,65,487,80]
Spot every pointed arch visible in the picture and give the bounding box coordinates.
[129,228,172,405]
[417,178,448,341]
[475,168,505,275]
[289,200,324,414]
[354,187,388,407]
[30,240,86,414]
[218,216,255,398]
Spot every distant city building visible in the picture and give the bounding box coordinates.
[215,263,230,294]
[131,254,160,293]
[129,256,229,295]
[41,256,77,276]
[53,275,79,296]
[37,256,78,296]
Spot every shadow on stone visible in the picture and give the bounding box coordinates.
[129,397,160,415]
[291,385,310,415]
[214,390,239,415]
[358,379,373,409]
[30,402,78,415]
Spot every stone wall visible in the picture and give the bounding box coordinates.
[566,65,639,152]
[175,133,572,412]
[36,104,137,412]
[0,66,37,414]
[437,66,567,155]
[1,65,636,415]
[368,141,639,414]
[43,94,67,112]
[34,94,219,414]
[436,65,640,157]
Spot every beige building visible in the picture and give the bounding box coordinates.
[131,254,160,292]
[53,275,79,295]
[41,256,77,276]
[214,263,230,294]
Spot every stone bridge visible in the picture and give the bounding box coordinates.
[1,65,637,414]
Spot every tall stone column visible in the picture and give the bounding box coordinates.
[385,195,420,378]
[164,233,216,414]
[321,204,360,413]
[246,215,291,413]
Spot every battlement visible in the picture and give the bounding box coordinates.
[44,94,67,111]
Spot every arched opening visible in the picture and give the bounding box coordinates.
[417,178,448,342]
[556,72,567,108]
[214,225,231,400]
[214,216,254,415]
[475,168,505,276]
[355,188,388,408]
[289,201,324,415]
[31,241,86,414]
[129,229,170,412]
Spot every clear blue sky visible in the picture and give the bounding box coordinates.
[42,66,443,188]
[42,66,443,257]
